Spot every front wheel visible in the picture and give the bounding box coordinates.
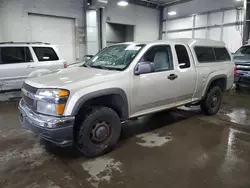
[200,86,222,115]
[75,107,121,157]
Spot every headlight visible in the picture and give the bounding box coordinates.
[37,89,69,98]
[36,89,69,116]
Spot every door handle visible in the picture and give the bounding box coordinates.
[168,74,178,80]
[27,65,35,68]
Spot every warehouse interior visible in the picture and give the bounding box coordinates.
[1,0,250,188]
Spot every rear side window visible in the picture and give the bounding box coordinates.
[33,47,59,62]
[175,45,191,68]
[194,47,216,63]
[214,48,231,61]
[0,47,33,64]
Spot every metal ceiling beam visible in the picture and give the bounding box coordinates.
[130,0,193,8]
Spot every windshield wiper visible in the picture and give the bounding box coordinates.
[90,64,110,70]
[82,64,90,68]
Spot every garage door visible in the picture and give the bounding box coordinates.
[28,14,75,64]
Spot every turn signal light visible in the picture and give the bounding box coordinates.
[58,89,69,97]
[56,104,66,115]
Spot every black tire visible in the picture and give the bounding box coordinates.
[200,86,222,115]
[75,106,121,157]
[235,84,240,90]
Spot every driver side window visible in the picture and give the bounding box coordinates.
[139,45,173,72]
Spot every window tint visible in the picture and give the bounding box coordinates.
[214,47,231,61]
[175,45,190,68]
[194,47,216,63]
[0,47,33,64]
[33,47,59,61]
[140,45,173,72]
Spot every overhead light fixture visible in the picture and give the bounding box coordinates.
[117,0,128,6]
[168,11,177,16]
[236,0,243,2]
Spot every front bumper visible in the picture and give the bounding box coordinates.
[235,75,250,87]
[18,99,75,146]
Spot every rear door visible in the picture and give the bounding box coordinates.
[31,46,65,71]
[0,46,34,91]
[174,44,197,103]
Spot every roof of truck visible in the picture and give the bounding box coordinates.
[118,38,226,47]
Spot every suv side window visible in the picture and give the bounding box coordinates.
[214,47,231,61]
[175,45,191,68]
[33,47,59,62]
[194,47,216,63]
[140,45,173,72]
[0,47,33,64]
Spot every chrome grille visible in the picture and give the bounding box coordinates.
[23,95,34,108]
[23,82,38,93]
[22,83,37,110]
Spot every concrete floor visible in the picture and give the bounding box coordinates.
[1,90,250,188]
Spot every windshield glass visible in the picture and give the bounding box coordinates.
[234,46,250,57]
[85,44,144,71]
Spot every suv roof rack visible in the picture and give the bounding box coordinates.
[0,41,51,45]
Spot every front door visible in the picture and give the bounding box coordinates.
[0,47,34,91]
[130,45,180,117]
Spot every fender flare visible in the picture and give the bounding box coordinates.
[202,74,227,98]
[71,88,129,119]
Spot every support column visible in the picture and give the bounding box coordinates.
[243,0,250,44]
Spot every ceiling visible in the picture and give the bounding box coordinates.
[130,0,192,8]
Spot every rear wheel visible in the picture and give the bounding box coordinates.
[75,106,121,157]
[200,86,222,115]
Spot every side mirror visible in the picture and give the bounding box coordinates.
[135,62,154,75]
[84,55,94,62]
[179,63,186,69]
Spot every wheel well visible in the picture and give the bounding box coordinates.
[77,94,127,120]
[209,77,227,92]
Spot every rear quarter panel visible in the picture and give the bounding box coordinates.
[193,61,234,99]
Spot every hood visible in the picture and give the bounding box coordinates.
[25,67,120,89]
[233,55,250,64]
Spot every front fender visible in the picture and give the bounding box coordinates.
[68,88,129,119]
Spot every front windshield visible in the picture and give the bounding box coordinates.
[85,44,144,71]
[234,46,250,57]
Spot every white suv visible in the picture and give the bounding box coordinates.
[0,42,67,92]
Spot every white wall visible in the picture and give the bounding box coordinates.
[166,0,243,18]
[0,0,86,60]
[0,0,3,41]
[105,1,159,43]
[86,10,99,55]
[164,0,244,52]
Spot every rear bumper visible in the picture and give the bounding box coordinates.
[18,99,75,146]
[235,75,250,87]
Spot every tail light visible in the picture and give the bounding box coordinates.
[63,63,67,68]
[234,66,237,76]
